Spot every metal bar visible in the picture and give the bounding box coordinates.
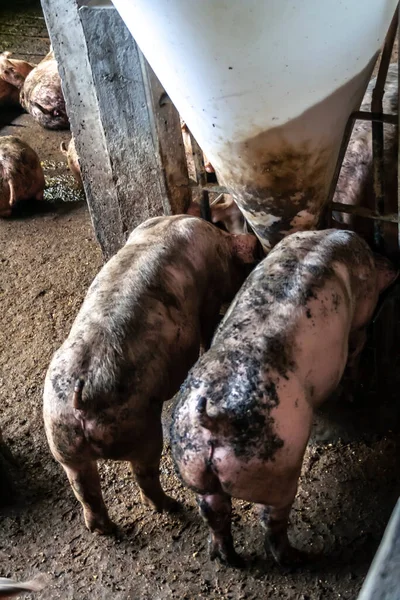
[398,1,400,250]
[322,105,398,229]
[189,182,228,194]
[323,113,357,228]
[188,132,211,221]
[320,112,395,230]
[200,190,211,221]
[353,110,397,125]
[371,7,399,249]
[331,202,399,223]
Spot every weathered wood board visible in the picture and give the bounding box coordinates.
[41,0,190,259]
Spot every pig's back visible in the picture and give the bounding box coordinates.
[46,216,230,413]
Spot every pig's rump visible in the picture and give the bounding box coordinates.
[173,272,353,506]
[44,297,200,463]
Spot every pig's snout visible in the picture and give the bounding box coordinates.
[32,101,66,120]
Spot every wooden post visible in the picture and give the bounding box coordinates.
[40,0,190,259]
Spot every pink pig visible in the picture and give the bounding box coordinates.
[171,229,398,568]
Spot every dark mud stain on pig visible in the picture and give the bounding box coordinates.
[50,420,86,460]
[174,347,285,463]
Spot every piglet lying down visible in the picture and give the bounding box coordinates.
[171,229,397,568]
[43,215,258,534]
[20,49,69,130]
[0,136,45,217]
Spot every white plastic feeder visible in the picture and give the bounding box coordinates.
[112,0,398,250]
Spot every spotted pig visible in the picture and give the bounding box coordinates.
[171,229,397,568]
[20,49,69,130]
[0,78,19,106]
[0,136,45,217]
[187,194,246,234]
[43,215,258,534]
[0,52,35,92]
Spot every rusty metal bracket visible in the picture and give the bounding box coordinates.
[326,7,399,250]
[398,0,400,251]
[187,130,212,221]
[372,8,399,250]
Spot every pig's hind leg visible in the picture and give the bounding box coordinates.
[197,492,245,568]
[129,420,180,513]
[259,491,314,568]
[130,459,181,513]
[62,461,115,534]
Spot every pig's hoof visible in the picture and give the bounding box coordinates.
[143,494,181,513]
[85,514,116,535]
[163,496,182,514]
[209,540,245,568]
[271,545,316,570]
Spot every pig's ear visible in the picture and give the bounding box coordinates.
[2,66,25,89]
[373,253,399,293]
[230,233,263,264]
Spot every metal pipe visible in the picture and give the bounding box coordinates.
[331,202,399,223]
[200,191,211,222]
[323,113,357,228]
[353,110,397,124]
[189,182,228,194]
[371,6,399,249]
[398,1,400,250]
[188,131,212,222]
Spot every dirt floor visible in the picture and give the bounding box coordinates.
[1,2,400,599]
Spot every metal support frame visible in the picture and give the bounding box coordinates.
[187,131,212,221]
[372,9,399,249]
[326,8,399,246]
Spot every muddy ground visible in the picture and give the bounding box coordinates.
[1,2,400,599]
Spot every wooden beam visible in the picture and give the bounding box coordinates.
[40,0,190,259]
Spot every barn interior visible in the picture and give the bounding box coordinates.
[0,1,399,599]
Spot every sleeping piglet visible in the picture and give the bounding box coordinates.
[0,136,45,217]
[0,52,35,92]
[20,49,69,130]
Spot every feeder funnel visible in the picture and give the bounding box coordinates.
[112,0,398,250]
